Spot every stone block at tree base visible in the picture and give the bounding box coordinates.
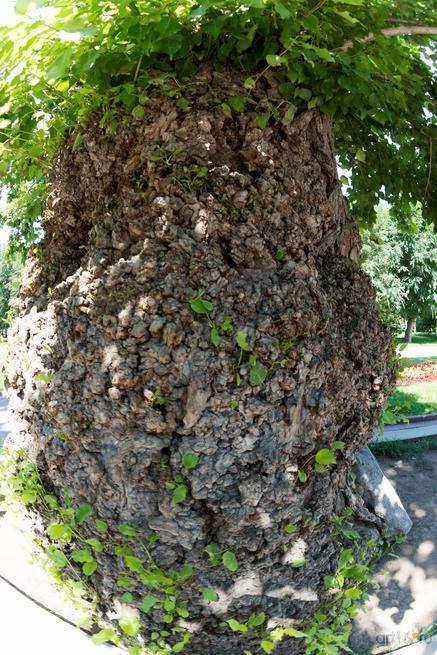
[355,447,412,535]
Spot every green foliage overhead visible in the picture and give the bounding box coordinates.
[0,0,435,248]
[362,206,437,327]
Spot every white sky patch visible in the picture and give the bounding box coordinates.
[0,0,20,26]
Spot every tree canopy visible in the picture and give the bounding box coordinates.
[362,206,437,331]
[0,0,435,250]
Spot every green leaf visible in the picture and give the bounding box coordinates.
[46,46,74,82]
[284,627,306,638]
[204,543,220,564]
[86,538,103,552]
[244,77,256,89]
[83,561,98,576]
[345,587,362,599]
[297,88,312,101]
[76,503,93,524]
[261,641,275,653]
[333,8,359,22]
[257,112,270,129]
[95,518,108,533]
[47,522,66,540]
[118,614,141,637]
[333,440,345,450]
[297,469,307,483]
[71,548,93,563]
[141,595,159,613]
[92,628,119,645]
[132,105,145,119]
[219,315,233,332]
[189,298,212,314]
[355,148,366,163]
[229,95,247,112]
[46,548,68,569]
[188,291,214,314]
[291,559,306,568]
[177,564,193,581]
[315,448,337,466]
[117,576,133,588]
[275,249,286,261]
[15,0,44,15]
[125,556,144,572]
[34,371,52,384]
[201,588,219,602]
[266,54,287,67]
[236,331,251,351]
[338,548,353,569]
[247,612,265,628]
[222,550,239,572]
[118,523,138,538]
[227,619,248,633]
[285,104,297,122]
[312,47,335,62]
[249,363,268,386]
[284,523,297,534]
[121,592,133,602]
[274,0,291,19]
[164,598,176,611]
[210,326,221,348]
[183,452,199,470]
[172,484,187,504]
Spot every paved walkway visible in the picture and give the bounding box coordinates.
[401,342,437,360]
[350,449,437,654]
[0,577,118,655]
[0,396,121,654]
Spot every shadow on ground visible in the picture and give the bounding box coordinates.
[350,449,437,654]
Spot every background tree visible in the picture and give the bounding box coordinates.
[1,2,436,654]
[362,207,437,341]
[0,247,23,328]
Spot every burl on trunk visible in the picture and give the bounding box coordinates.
[6,70,395,653]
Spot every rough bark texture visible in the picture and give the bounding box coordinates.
[6,69,395,653]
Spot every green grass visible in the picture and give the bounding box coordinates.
[387,381,437,418]
[401,356,437,366]
[396,331,437,345]
[371,436,437,458]
[409,332,437,344]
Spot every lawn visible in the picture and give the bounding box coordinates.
[387,381,437,418]
[385,332,437,418]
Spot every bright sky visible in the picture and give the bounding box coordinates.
[0,1,17,26]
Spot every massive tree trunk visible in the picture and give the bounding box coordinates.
[6,69,395,653]
[404,317,416,343]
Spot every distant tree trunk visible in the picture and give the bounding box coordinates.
[6,69,396,654]
[404,317,416,343]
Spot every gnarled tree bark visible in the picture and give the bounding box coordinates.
[6,69,395,654]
